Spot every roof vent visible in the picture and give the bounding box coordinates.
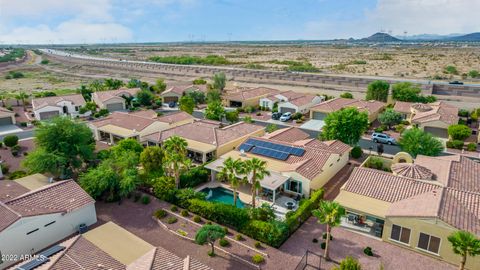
[48,177,54,183]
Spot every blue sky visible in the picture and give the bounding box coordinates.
[0,0,478,44]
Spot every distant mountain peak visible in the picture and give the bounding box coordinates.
[359,32,401,42]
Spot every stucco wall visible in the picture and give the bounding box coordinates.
[0,203,97,269]
[383,217,479,270]
[309,153,348,191]
[216,128,265,157]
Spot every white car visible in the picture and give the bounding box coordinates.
[279,112,292,122]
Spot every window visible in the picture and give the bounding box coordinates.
[285,180,302,194]
[44,221,56,227]
[26,228,39,235]
[417,233,441,254]
[75,106,79,111]
[390,224,411,244]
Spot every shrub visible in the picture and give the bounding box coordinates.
[446,140,464,150]
[364,157,385,170]
[3,135,19,147]
[241,220,289,248]
[1,164,9,174]
[8,170,28,180]
[350,146,362,159]
[0,141,3,148]
[374,127,384,133]
[321,242,326,249]
[235,234,244,241]
[467,143,477,152]
[256,112,261,116]
[188,199,249,230]
[154,209,167,219]
[170,205,178,212]
[223,226,229,234]
[292,112,303,120]
[334,256,362,270]
[245,106,255,113]
[340,92,353,99]
[458,109,470,117]
[285,189,324,234]
[177,229,188,236]
[322,232,333,240]
[254,241,262,249]
[141,195,151,204]
[175,188,206,209]
[193,215,202,223]
[312,238,318,243]
[166,217,177,224]
[19,122,27,127]
[251,254,265,264]
[395,124,405,133]
[448,124,471,141]
[179,166,209,188]
[181,209,189,217]
[363,247,373,256]
[219,238,230,247]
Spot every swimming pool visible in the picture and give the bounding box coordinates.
[200,187,246,208]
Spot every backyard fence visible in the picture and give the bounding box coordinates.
[294,250,322,270]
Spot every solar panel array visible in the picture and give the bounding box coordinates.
[15,245,65,270]
[238,138,305,161]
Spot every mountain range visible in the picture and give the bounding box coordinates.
[354,32,480,42]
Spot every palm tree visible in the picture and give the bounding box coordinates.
[216,157,244,207]
[447,230,480,270]
[0,91,9,107]
[162,136,191,188]
[15,92,30,110]
[242,157,270,208]
[312,201,346,261]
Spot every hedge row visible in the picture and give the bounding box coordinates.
[179,166,209,188]
[188,199,249,230]
[241,220,289,248]
[285,189,324,234]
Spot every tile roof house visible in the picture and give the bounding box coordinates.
[393,101,459,138]
[0,107,15,126]
[12,222,212,270]
[223,87,280,108]
[259,90,324,114]
[207,127,351,199]
[32,94,89,120]
[0,178,97,269]
[335,154,480,268]
[160,84,208,104]
[309,97,386,122]
[88,110,194,145]
[92,88,141,112]
[144,120,265,163]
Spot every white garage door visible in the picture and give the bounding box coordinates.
[39,111,60,120]
[106,103,124,112]
[280,107,296,114]
[424,127,448,138]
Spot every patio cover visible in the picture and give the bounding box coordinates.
[206,158,290,190]
[98,124,137,138]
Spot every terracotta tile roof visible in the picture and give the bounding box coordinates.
[0,180,94,233]
[130,109,158,119]
[225,87,280,101]
[343,167,439,202]
[447,156,480,192]
[264,90,304,102]
[90,111,157,131]
[387,188,444,218]
[162,84,207,96]
[438,188,480,236]
[311,98,385,115]
[393,101,414,114]
[146,120,262,147]
[4,180,94,218]
[93,88,140,103]
[263,127,311,143]
[0,180,29,202]
[247,135,350,180]
[157,111,194,125]
[32,94,86,110]
[288,94,318,107]
[411,101,459,125]
[0,107,14,118]
[51,236,125,270]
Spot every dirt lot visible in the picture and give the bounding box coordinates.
[62,44,480,81]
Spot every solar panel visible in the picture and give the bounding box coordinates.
[251,146,289,161]
[238,143,253,152]
[247,138,305,157]
[15,245,64,270]
[39,245,65,257]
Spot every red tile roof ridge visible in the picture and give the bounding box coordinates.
[4,180,68,203]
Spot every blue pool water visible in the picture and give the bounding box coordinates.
[201,187,246,208]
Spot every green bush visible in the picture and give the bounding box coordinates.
[251,254,265,264]
[166,217,177,224]
[364,246,374,256]
[467,143,477,151]
[340,92,353,99]
[1,164,9,174]
[245,106,255,113]
[334,256,362,270]
[285,189,324,234]
[312,238,318,243]
[241,220,289,248]
[3,135,19,147]
[458,109,470,117]
[374,127,384,133]
[181,209,189,217]
[19,122,27,127]
[154,209,167,219]
[364,157,385,170]
[141,195,151,204]
[219,238,230,247]
[175,188,206,209]
[446,140,464,150]
[193,215,202,223]
[235,234,244,241]
[350,146,362,159]
[292,112,303,120]
[8,170,28,180]
[395,124,405,133]
[322,232,333,240]
[179,166,209,188]
[223,226,229,234]
[40,59,49,65]
[188,199,249,230]
[321,242,326,249]
[170,205,178,212]
[254,241,262,249]
[149,55,230,66]
[448,124,471,141]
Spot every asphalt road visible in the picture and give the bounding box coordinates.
[0,129,35,141]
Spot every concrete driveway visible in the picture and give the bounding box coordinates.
[300,119,325,131]
[0,125,23,136]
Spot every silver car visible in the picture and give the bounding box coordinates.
[371,132,396,145]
